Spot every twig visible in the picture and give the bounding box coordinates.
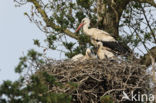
[140,4,156,43]
[150,55,156,83]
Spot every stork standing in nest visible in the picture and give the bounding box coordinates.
[76,18,130,55]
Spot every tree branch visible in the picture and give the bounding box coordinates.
[27,0,79,40]
[140,46,156,67]
[136,0,156,7]
[150,55,156,84]
[140,4,156,43]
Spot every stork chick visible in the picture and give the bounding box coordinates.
[97,42,114,60]
[71,54,84,61]
[71,48,96,61]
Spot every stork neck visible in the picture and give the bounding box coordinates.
[83,23,91,36]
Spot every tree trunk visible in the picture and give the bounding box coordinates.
[102,10,119,38]
[97,0,129,38]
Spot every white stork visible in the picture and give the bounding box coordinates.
[75,18,129,54]
[71,48,96,61]
[97,42,114,59]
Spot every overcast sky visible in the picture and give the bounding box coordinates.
[0,0,68,84]
[0,0,46,84]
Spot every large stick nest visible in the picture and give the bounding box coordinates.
[37,58,149,103]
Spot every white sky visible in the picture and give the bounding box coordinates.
[0,0,45,84]
[0,1,67,84]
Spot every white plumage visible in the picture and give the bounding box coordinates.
[97,42,114,59]
[76,18,115,46]
[71,54,84,61]
[76,18,128,54]
[71,48,96,61]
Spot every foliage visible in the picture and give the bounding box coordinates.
[15,49,44,73]
[119,2,156,49]
[0,72,72,103]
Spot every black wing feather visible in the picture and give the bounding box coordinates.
[102,41,130,54]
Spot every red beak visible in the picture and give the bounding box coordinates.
[75,23,84,32]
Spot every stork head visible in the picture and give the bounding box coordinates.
[75,18,90,32]
[97,42,103,48]
[81,18,90,24]
[86,48,92,57]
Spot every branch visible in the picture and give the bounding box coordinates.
[140,46,156,67]
[150,55,156,84]
[136,0,156,7]
[27,0,79,40]
[140,4,156,43]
